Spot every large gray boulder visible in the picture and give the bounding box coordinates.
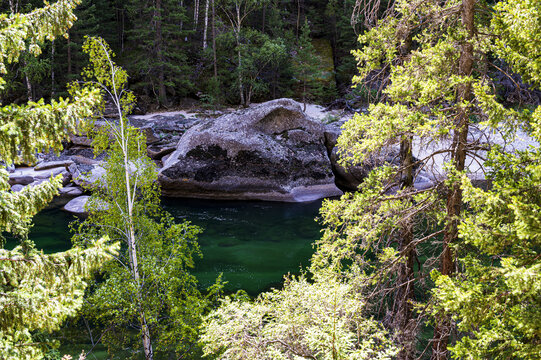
[159,99,342,201]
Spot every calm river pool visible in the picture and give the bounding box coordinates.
[8,197,324,295]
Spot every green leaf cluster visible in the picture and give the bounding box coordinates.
[72,37,221,358]
[0,238,119,360]
[200,271,398,360]
[429,2,541,357]
[0,3,118,359]
[431,142,541,359]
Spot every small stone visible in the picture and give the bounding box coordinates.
[63,195,90,216]
[8,174,34,185]
[11,184,24,192]
[69,134,93,147]
[59,186,83,197]
[71,154,100,166]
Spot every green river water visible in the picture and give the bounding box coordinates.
[9,197,323,295]
[5,198,324,358]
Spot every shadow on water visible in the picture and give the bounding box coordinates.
[5,197,324,295]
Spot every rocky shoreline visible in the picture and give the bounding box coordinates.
[7,98,536,215]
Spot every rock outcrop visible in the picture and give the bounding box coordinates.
[159,99,343,201]
[8,166,71,187]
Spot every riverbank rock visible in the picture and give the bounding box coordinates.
[129,113,201,160]
[63,195,90,216]
[324,130,402,192]
[159,98,343,201]
[34,160,74,171]
[8,166,71,186]
[73,165,106,188]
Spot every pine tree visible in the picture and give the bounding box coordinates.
[431,1,541,357]
[0,2,118,358]
[124,0,192,107]
[292,19,321,111]
[311,0,531,358]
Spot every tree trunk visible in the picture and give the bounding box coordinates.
[127,223,154,360]
[395,135,416,360]
[180,0,184,30]
[8,0,18,13]
[155,0,167,106]
[112,81,154,360]
[67,31,72,77]
[24,71,33,102]
[235,5,244,106]
[203,0,210,49]
[303,79,306,112]
[431,0,475,358]
[194,0,200,30]
[212,0,217,78]
[261,5,266,32]
[296,0,301,39]
[121,9,125,53]
[51,40,55,97]
[236,32,244,105]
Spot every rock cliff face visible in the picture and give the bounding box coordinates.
[159,99,343,201]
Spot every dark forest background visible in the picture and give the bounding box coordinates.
[1,0,368,110]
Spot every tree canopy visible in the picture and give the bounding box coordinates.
[0,2,117,359]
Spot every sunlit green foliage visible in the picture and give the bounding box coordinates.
[0,2,117,359]
[200,270,398,360]
[0,0,79,79]
[430,2,541,357]
[432,148,541,358]
[492,0,541,90]
[71,37,221,358]
[0,0,102,241]
[0,238,119,360]
[309,0,539,356]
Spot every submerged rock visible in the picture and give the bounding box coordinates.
[62,194,109,215]
[159,98,342,201]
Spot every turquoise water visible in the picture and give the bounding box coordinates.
[163,198,323,294]
[6,198,323,295]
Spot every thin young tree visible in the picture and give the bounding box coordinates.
[203,0,210,48]
[75,37,155,359]
[218,0,266,106]
[73,37,219,359]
